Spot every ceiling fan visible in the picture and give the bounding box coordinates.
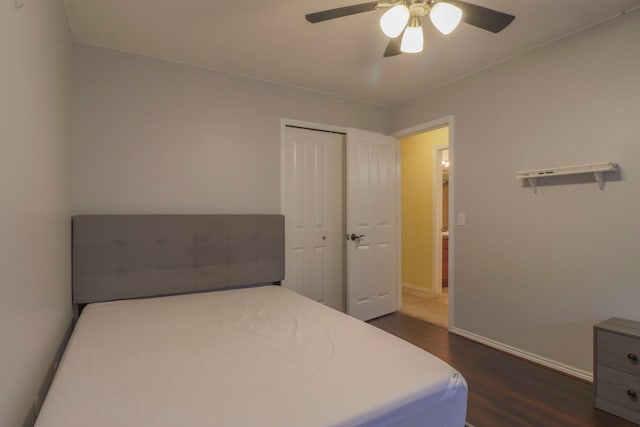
[305,0,515,57]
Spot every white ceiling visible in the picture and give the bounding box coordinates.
[64,0,640,106]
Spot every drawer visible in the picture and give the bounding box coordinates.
[597,331,640,375]
[596,365,640,414]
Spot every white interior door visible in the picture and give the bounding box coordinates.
[282,126,344,311]
[346,128,398,321]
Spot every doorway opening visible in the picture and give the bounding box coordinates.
[398,125,450,328]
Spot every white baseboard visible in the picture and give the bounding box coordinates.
[402,282,437,294]
[450,326,593,383]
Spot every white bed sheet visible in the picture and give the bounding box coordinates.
[36,286,466,427]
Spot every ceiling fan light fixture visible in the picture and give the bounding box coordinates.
[380,4,410,38]
[429,2,463,35]
[400,16,423,53]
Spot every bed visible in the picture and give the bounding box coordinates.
[35,214,467,427]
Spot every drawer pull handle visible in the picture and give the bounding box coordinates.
[627,390,638,400]
[628,353,639,363]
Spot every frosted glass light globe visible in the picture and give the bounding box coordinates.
[380,4,410,38]
[400,20,424,53]
[430,2,463,35]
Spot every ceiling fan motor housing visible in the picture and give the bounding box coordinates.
[408,1,433,18]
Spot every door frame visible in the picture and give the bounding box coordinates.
[392,115,456,330]
[432,144,448,295]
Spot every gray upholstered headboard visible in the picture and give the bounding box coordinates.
[72,215,284,304]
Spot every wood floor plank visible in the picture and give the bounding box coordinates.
[369,312,638,427]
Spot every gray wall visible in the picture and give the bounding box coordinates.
[0,1,73,426]
[73,44,389,215]
[391,11,640,374]
[70,9,640,376]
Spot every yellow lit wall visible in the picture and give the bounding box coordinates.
[400,127,448,290]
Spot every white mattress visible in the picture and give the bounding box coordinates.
[36,286,467,427]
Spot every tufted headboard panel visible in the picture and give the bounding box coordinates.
[72,215,284,304]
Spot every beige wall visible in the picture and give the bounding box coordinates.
[391,10,640,375]
[0,1,73,426]
[72,44,390,215]
[401,128,448,290]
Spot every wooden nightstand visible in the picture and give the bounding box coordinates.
[594,317,640,424]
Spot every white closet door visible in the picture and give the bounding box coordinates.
[346,128,398,321]
[282,126,344,311]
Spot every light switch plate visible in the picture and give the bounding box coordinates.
[457,212,466,226]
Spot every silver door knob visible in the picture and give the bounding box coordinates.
[350,233,365,241]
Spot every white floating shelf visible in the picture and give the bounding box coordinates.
[515,162,618,193]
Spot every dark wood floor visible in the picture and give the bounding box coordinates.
[369,312,638,427]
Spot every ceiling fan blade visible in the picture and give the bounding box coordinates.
[305,1,379,23]
[448,0,515,33]
[383,32,404,57]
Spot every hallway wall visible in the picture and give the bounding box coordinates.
[400,127,448,290]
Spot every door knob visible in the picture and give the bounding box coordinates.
[350,233,365,241]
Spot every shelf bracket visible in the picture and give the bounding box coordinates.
[527,178,538,194]
[594,172,605,190]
